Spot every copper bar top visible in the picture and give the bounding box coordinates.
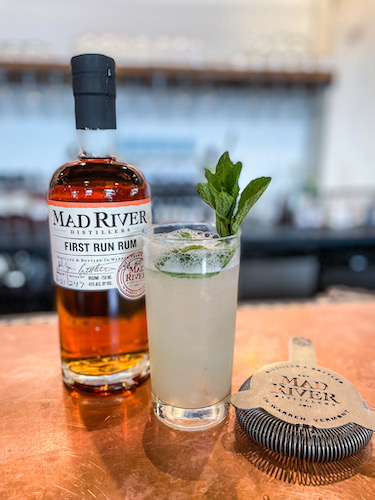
[1,301,375,499]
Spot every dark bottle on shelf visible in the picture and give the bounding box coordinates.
[48,54,151,394]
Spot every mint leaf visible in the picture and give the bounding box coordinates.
[215,214,231,238]
[179,231,192,239]
[216,246,236,268]
[212,189,235,221]
[197,151,271,236]
[174,244,205,253]
[154,270,219,279]
[215,152,242,199]
[196,182,216,211]
[204,152,241,197]
[197,182,234,236]
[231,176,271,234]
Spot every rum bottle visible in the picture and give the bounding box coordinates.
[48,54,151,393]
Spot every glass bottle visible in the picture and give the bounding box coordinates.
[48,54,151,394]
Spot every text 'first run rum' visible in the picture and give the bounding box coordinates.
[48,54,151,394]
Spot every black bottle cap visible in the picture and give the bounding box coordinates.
[71,54,116,130]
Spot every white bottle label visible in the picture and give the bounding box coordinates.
[48,199,151,299]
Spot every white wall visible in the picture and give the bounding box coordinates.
[320,0,375,191]
[0,0,325,64]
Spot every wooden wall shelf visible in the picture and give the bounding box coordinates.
[0,61,333,88]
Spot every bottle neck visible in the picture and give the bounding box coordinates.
[78,129,116,159]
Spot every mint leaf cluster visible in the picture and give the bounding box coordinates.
[197,152,271,237]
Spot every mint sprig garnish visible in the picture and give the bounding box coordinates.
[197,152,271,237]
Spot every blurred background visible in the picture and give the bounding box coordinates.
[1,0,375,313]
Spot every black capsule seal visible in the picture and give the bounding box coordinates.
[71,54,116,130]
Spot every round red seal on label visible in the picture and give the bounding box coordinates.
[117,250,145,299]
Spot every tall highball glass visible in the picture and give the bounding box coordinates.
[143,223,240,430]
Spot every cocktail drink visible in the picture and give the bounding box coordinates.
[143,151,271,429]
[143,223,240,430]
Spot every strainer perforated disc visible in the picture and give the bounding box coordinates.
[231,338,374,463]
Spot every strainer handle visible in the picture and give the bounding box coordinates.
[289,337,317,364]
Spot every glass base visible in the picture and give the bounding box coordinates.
[151,393,230,431]
[62,353,149,394]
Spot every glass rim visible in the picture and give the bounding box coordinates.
[142,222,241,243]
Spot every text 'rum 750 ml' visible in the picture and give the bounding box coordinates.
[48,54,151,394]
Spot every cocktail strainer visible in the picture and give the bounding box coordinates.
[231,337,375,462]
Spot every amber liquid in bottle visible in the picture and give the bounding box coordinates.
[48,156,151,393]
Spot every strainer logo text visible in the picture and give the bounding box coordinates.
[272,376,340,404]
